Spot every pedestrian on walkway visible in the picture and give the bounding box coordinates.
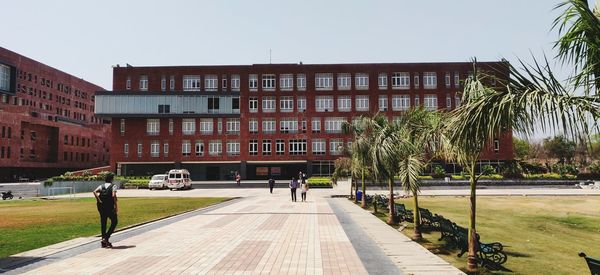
[235,171,241,186]
[300,179,309,202]
[268,177,275,194]
[289,177,298,202]
[93,173,118,248]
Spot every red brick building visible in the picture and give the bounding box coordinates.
[0,47,111,182]
[96,62,512,180]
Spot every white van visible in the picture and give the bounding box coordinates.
[167,169,192,190]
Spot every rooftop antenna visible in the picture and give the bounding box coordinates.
[269,49,272,64]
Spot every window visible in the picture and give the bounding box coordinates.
[455,95,461,107]
[324,117,346,133]
[494,139,500,152]
[315,96,333,112]
[378,73,387,89]
[208,97,220,113]
[147,119,160,135]
[392,95,410,111]
[424,95,438,110]
[276,139,285,155]
[414,73,420,89]
[169,119,174,135]
[222,74,227,90]
[249,119,258,133]
[279,118,298,133]
[195,141,204,156]
[289,139,307,155]
[170,75,175,90]
[0,64,11,91]
[315,73,333,90]
[337,73,351,90]
[126,77,131,90]
[355,95,370,111]
[392,72,410,89]
[262,96,276,112]
[378,95,388,111]
[262,74,276,90]
[137,143,143,158]
[280,74,293,90]
[120,119,125,135]
[163,143,169,156]
[297,74,306,91]
[280,96,294,112]
[161,76,166,91]
[182,118,196,135]
[262,140,272,155]
[232,98,240,111]
[182,140,191,156]
[446,95,452,110]
[140,75,148,91]
[302,119,307,132]
[124,143,129,156]
[249,97,258,113]
[227,140,240,156]
[312,139,326,155]
[355,73,369,90]
[423,72,437,89]
[231,74,240,91]
[226,118,240,134]
[200,118,213,135]
[262,118,276,134]
[158,104,170,114]
[312,117,321,133]
[183,75,201,91]
[454,72,460,88]
[330,139,344,155]
[204,75,218,91]
[445,72,451,88]
[249,140,258,155]
[297,96,306,112]
[414,96,420,107]
[209,140,222,156]
[151,141,160,157]
[249,74,258,91]
[338,96,351,112]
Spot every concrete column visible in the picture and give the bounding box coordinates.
[307,160,313,177]
[240,161,247,179]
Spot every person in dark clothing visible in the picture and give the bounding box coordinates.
[289,177,299,202]
[268,178,275,194]
[93,173,118,248]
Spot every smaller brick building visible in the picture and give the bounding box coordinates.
[0,47,111,181]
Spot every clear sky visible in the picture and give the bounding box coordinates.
[2,0,573,90]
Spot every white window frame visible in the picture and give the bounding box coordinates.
[139,75,148,91]
[169,75,175,90]
[324,117,346,133]
[262,140,272,155]
[312,139,326,155]
[249,97,258,113]
[276,139,285,155]
[226,118,240,134]
[262,74,276,91]
[209,140,222,156]
[446,95,452,110]
[392,72,410,89]
[392,95,410,111]
[315,73,333,91]
[337,73,351,90]
[231,74,240,91]
[297,96,306,112]
[337,96,351,112]
[289,139,307,155]
[355,73,369,90]
[355,95,369,111]
[126,77,131,90]
[445,72,451,88]
[163,143,169,156]
[161,76,166,91]
[315,96,333,112]
[182,118,196,135]
[378,95,388,111]
[454,72,460,88]
[455,95,462,107]
[137,143,143,158]
[249,74,258,91]
[146,119,160,135]
[262,118,276,134]
[423,72,437,89]
[151,141,160,157]
[249,119,258,134]
[414,96,420,107]
[182,140,191,156]
[311,118,321,133]
[227,140,240,156]
[200,119,213,135]
[124,143,129,156]
[280,96,294,112]
[262,96,276,113]
[329,139,344,155]
[279,118,298,134]
[280,74,293,91]
[424,94,438,110]
[249,140,258,155]
[297,74,306,91]
[195,141,204,156]
[120,119,125,134]
[204,75,218,91]
[414,73,420,89]
[378,73,387,89]
[183,75,201,91]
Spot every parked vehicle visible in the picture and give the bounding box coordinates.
[148,174,167,190]
[167,169,192,190]
[2,190,14,200]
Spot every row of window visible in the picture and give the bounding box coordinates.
[1,126,12,139]
[248,94,460,113]
[125,72,467,92]
[62,151,107,163]
[63,135,92,147]
[122,138,352,158]
[17,69,89,99]
[0,146,11,159]
[123,118,241,136]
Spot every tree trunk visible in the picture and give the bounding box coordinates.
[361,171,367,209]
[354,177,358,203]
[350,176,354,199]
[467,162,479,273]
[387,178,396,225]
[412,190,422,240]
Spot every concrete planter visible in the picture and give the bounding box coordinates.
[39,181,124,196]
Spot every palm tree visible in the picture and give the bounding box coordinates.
[447,1,600,271]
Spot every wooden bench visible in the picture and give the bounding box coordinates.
[579,252,600,275]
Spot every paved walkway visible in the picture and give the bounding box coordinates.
[2,181,468,274]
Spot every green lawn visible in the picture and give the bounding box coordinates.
[364,196,600,275]
[0,197,229,258]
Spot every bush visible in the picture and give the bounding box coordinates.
[500,160,524,179]
[524,173,576,180]
[521,161,548,174]
[552,164,579,176]
[307,177,332,185]
[481,165,496,175]
[418,175,433,180]
[123,179,149,189]
[588,162,600,174]
[431,165,446,179]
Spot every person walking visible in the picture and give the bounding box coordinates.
[235,171,241,186]
[300,179,309,202]
[93,173,118,248]
[268,177,275,194]
[289,177,298,202]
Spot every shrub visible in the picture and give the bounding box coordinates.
[521,161,548,174]
[418,175,433,180]
[307,177,332,185]
[481,165,496,175]
[500,160,524,179]
[431,165,446,179]
[588,162,600,174]
[123,179,149,189]
[552,164,579,176]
